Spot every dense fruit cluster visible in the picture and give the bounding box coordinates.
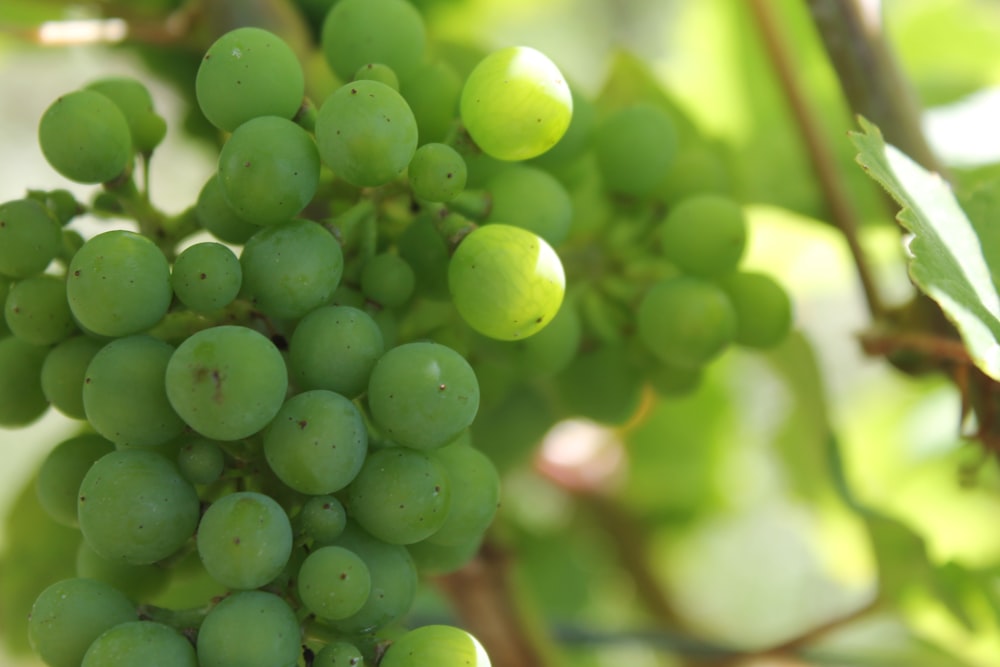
[0,0,792,665]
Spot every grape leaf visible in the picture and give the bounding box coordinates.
[851,116,1000,381]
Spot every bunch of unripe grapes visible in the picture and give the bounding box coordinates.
[0,0,792,665]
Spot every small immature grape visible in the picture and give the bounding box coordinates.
[360,252,416,308]
[448,224,565,340]
[195,27,305,132]
[298,545,372,621]
[171,242,242,312]
[195,175,259,244]
[176,438,226,485]
[658,195,747,277]
[314,641,364,667]
[85,76,167,154]
[38,90,132,183]
[297,495,348,546]
[354,62,400,91]
[4,274,75,345]
[460,46,572,161]
[408,143,467,202]
[719,270,793,348]
[0,198,62,278]
[593,103,677,197]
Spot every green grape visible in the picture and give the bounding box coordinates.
[78,449,201,565]
[289,305,384,398]
[354,62,400,91]
[195,27,305,132]
[165,325,289,440]
[239,218,344,319]
[460,46,572,161]
[347,447,451,545]
[296,495,347,546]
[718,270,793,348]
[401,60,462,144]
[315,80,419,187]
[507,297,581,378]
[658,195,746,277]
[197,491,293,590]
[0,335,49,426]
[35,434,115,528]
[398,215,451,299]
[217,115,320,226]
[82,620,196,667]
[171,242,242,313]
[195,175,260,244]
[85,76,167,154]
[327,522,417,634]
[593,103,677,197]
[176,438,226,485]
[408,143,467,203]
[298,546,372,621]
[380,625,491,667]
[263,390,368,495]
[554,344,644,425]
[4,274,76,345]
[75,539,170,602]
[486,165,572,246]
[321,0,426,82]
[448,224,565,340]
[197,591,301,667]
[314,641,364,667]
[38,89,132,184]
[408,533,483,575]
[32,188,82,226]
[637,276,737,369]
[28,578,136,667]
[658,141,731,204]
[83,335,185,448]
[367,341,480,450]
[360,253,415,308]
[60,228,85,264]
[0,198,62,278]
[40,336,104,419]
[67,230,171,337]
[425,439,499,546]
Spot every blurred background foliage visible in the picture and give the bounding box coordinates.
[3,0,1000,666]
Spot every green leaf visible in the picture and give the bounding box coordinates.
[851,116,1000,381]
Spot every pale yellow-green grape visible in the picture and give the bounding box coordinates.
[448,224,565,340]
[380,625,491,667]
[460,46,572,161]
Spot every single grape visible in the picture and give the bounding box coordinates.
[0,198,62,278]
[401,60,462,144]
[171,241,242,312]
[239,218,344,319]
[460,46,572,161]
[554,344,644,425]
[321,0,426,82]
[82,620,196,667]
[0,335,49,426]
[658,195,747,277]
[314,641,364,667]
[75,540,171,601]
[425,440,500,546]
[408,143,467,203]
[380,625,491,667]
[176,438,226,485]
[83,335,185,448]
[296,495,348,546]
[289,305,384,398]
[315,80,418,187]
[40,335,104,419]
[165,325,288,441]
[347,447,451,545]
[38,89,132,183]
[593,103,677,197]
[263,390,368,495]
[195,27,305,132]
[28,578,136,667]
[194,174,260,244]
[637,276,737,369]
[67,230,172,337]
[448,224,565,340]
[360,252,416,308]
[197,491,293,590]
[718,270,793,348]
[354,62,400,90]
[35,433,115,527]
[196,591,301,667]
[4,274,76,345]
[217,115,320,226]
[78,449,201,565]
[85,76,167,154]
[367,341,480,450]
[486,165,572,246]
[298,546,372,621]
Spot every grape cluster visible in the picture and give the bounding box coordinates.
[0,0,794,665]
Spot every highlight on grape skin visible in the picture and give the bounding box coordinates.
[448,224,566,341]
[460,46,573,161]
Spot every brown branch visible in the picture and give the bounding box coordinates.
[746,0,885,322]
